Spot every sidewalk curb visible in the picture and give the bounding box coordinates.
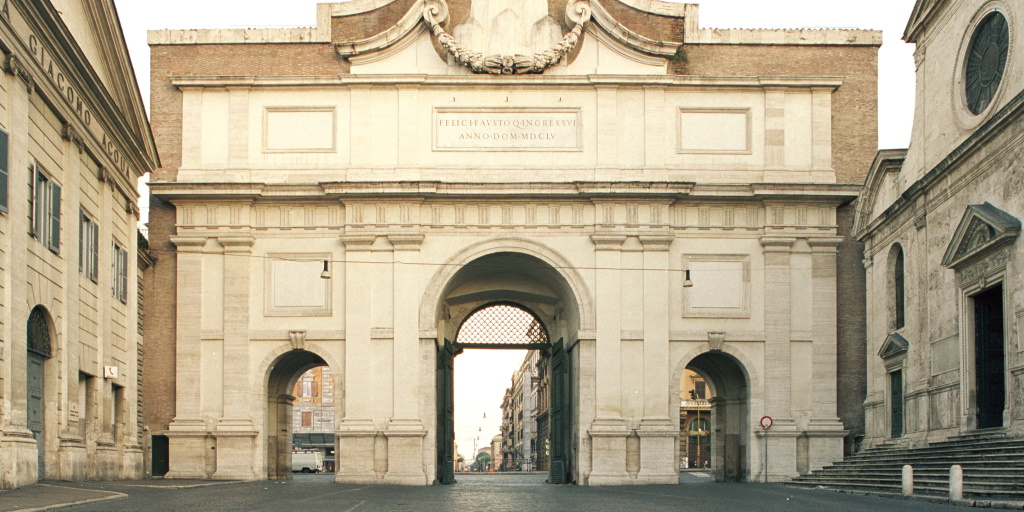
[13,485,127,512]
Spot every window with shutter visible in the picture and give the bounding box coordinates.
[28,162,61,253]
[80,212,99,282]
[48,183,60,253]
[0,129,8,213]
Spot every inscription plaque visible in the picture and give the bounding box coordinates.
[433,108,581,151]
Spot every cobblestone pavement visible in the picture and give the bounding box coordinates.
[1,473,979,512]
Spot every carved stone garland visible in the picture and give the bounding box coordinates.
[423,0,592,74]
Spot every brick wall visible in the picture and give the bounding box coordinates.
[144,43,348,432]
[836,204,867,452]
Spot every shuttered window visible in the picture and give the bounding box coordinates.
[29,161,61,254]
[112,240,128,304]
[0,129,8,212]
[79,212,99,282]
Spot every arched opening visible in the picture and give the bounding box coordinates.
[265,349,332,479]
[432,251,583,485]
[27,306,54,480]
[888,244,905,331]
[681,351,749,482]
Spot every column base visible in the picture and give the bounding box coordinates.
[335,421,377,483]
[212,427,259,480]
[637,419,678,482]
[384,422,427,485]
[0,429,39,489]
[588,419,630,484]
[166,420,212,479]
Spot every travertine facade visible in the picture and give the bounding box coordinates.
[145,0,879,484]
[0,0,158,489]
[856,0,1024,448]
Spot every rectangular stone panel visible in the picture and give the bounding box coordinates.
[264,255,332,317]
[433,108,581,151]
[264,107,336,152]
[931,336,959,375]
[681,254,750,318]
[677,108,751,154]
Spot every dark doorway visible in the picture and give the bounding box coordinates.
[890,370,903,438]
[974,284,1005,430]
[152,435,170,476]
[27,306,52,480]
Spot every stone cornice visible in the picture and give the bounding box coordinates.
[169,74,844,89]
[152,180,861,203]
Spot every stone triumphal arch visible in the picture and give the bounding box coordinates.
[144,0,878,485]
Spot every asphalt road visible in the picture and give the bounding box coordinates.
[8,473,973,512]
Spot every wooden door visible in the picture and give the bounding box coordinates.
[974,285,1005,429]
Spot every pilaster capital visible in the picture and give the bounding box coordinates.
[219,236,256,253]
[388,234,425,251]
[341,234,376,251]
[169,236,208,253]
[807,236,845,253]
[759,236,796,252]
[591,235,626,251]
[638,235,674,252]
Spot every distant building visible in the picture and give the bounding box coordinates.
[679,370,710,468]
[291,367,336,471]
[0,0,158,489]
[500,351,548,471]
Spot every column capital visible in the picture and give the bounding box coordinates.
[638,235,673,252]
[169,236,207,252]
[807,236,844,251]
[341,234,376,251]
[219,236,256,253]
[760,236,796,252]
[388,234,424,251]
[591,235,626,251]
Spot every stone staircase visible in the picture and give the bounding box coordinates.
[788,430,1024,499]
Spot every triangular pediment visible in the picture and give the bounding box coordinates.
[43,0,159,173]
[942,203,1020,268]
[878,332,909,360]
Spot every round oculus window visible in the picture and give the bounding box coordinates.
[965,11,1009,115]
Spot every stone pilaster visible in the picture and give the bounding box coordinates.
[759,236,798,480]
[385,234,427,485]
[213,236,257,480]
[637,236,675,483]
[226,87,250,169]
[805,237,847,472]
[165,236,209,479]
[588,235,628,484]
[336,234,376,483]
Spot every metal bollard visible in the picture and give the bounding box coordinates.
[902,465,913,495]
[949,464,963,501]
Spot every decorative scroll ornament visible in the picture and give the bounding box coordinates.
[423,0,591,74]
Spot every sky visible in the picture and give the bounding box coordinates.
[112,0,918,461]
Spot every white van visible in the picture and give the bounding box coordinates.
[291,451,324,473]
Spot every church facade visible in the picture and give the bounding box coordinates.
[0,0,158,489]
[145,0,879,484]
[856,0,1023,448]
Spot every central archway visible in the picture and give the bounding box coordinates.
[429,248,586,485]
